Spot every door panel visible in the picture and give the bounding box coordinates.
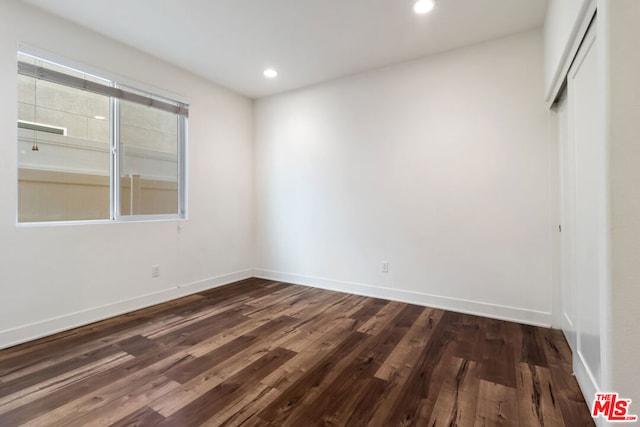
[557,89,576,353]
[566,21,604,391]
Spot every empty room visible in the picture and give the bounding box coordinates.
[0,0,638,425]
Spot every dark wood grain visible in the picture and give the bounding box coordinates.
[109,406,165,427]
[0,279,593,426]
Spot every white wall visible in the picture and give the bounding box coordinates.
[543,0,593,103]
[600,0,640,406]
[0,1,254,348]
[254,30,556,326]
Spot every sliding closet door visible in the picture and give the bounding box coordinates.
[564,21,605,398]
[557,89,577,353]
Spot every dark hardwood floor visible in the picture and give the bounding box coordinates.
[0,278,593,426]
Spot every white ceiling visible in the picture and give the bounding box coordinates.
[23,0,548,99]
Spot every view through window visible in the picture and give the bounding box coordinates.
[17,52,187,223]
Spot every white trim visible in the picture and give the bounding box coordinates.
[545,1,597,106]
[576,349,600,397]
[252,269,553,327]
[0,269,253,350]
[15,216,187,228]
[548,106,562,329]
[564,311,574,329]
[574,350,601,425]
[595,3,611,400]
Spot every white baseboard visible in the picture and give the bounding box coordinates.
[252,269,553,327]
[0,269,253,350]
[0,268,554,351]
[574,350,601,425]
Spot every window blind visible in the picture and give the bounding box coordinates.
[18,61,188,117]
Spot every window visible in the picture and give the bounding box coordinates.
[17,52,187,223]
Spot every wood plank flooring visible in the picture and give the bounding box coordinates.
[0,278,593,426]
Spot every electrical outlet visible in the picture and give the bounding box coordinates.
[382,262,389,273]
[151,265,160,278]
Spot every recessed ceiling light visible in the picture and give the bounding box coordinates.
[413,0,435,14]
[263,68,278,79]
[93,115,105,120]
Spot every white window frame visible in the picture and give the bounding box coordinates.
[17,50,188,225]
